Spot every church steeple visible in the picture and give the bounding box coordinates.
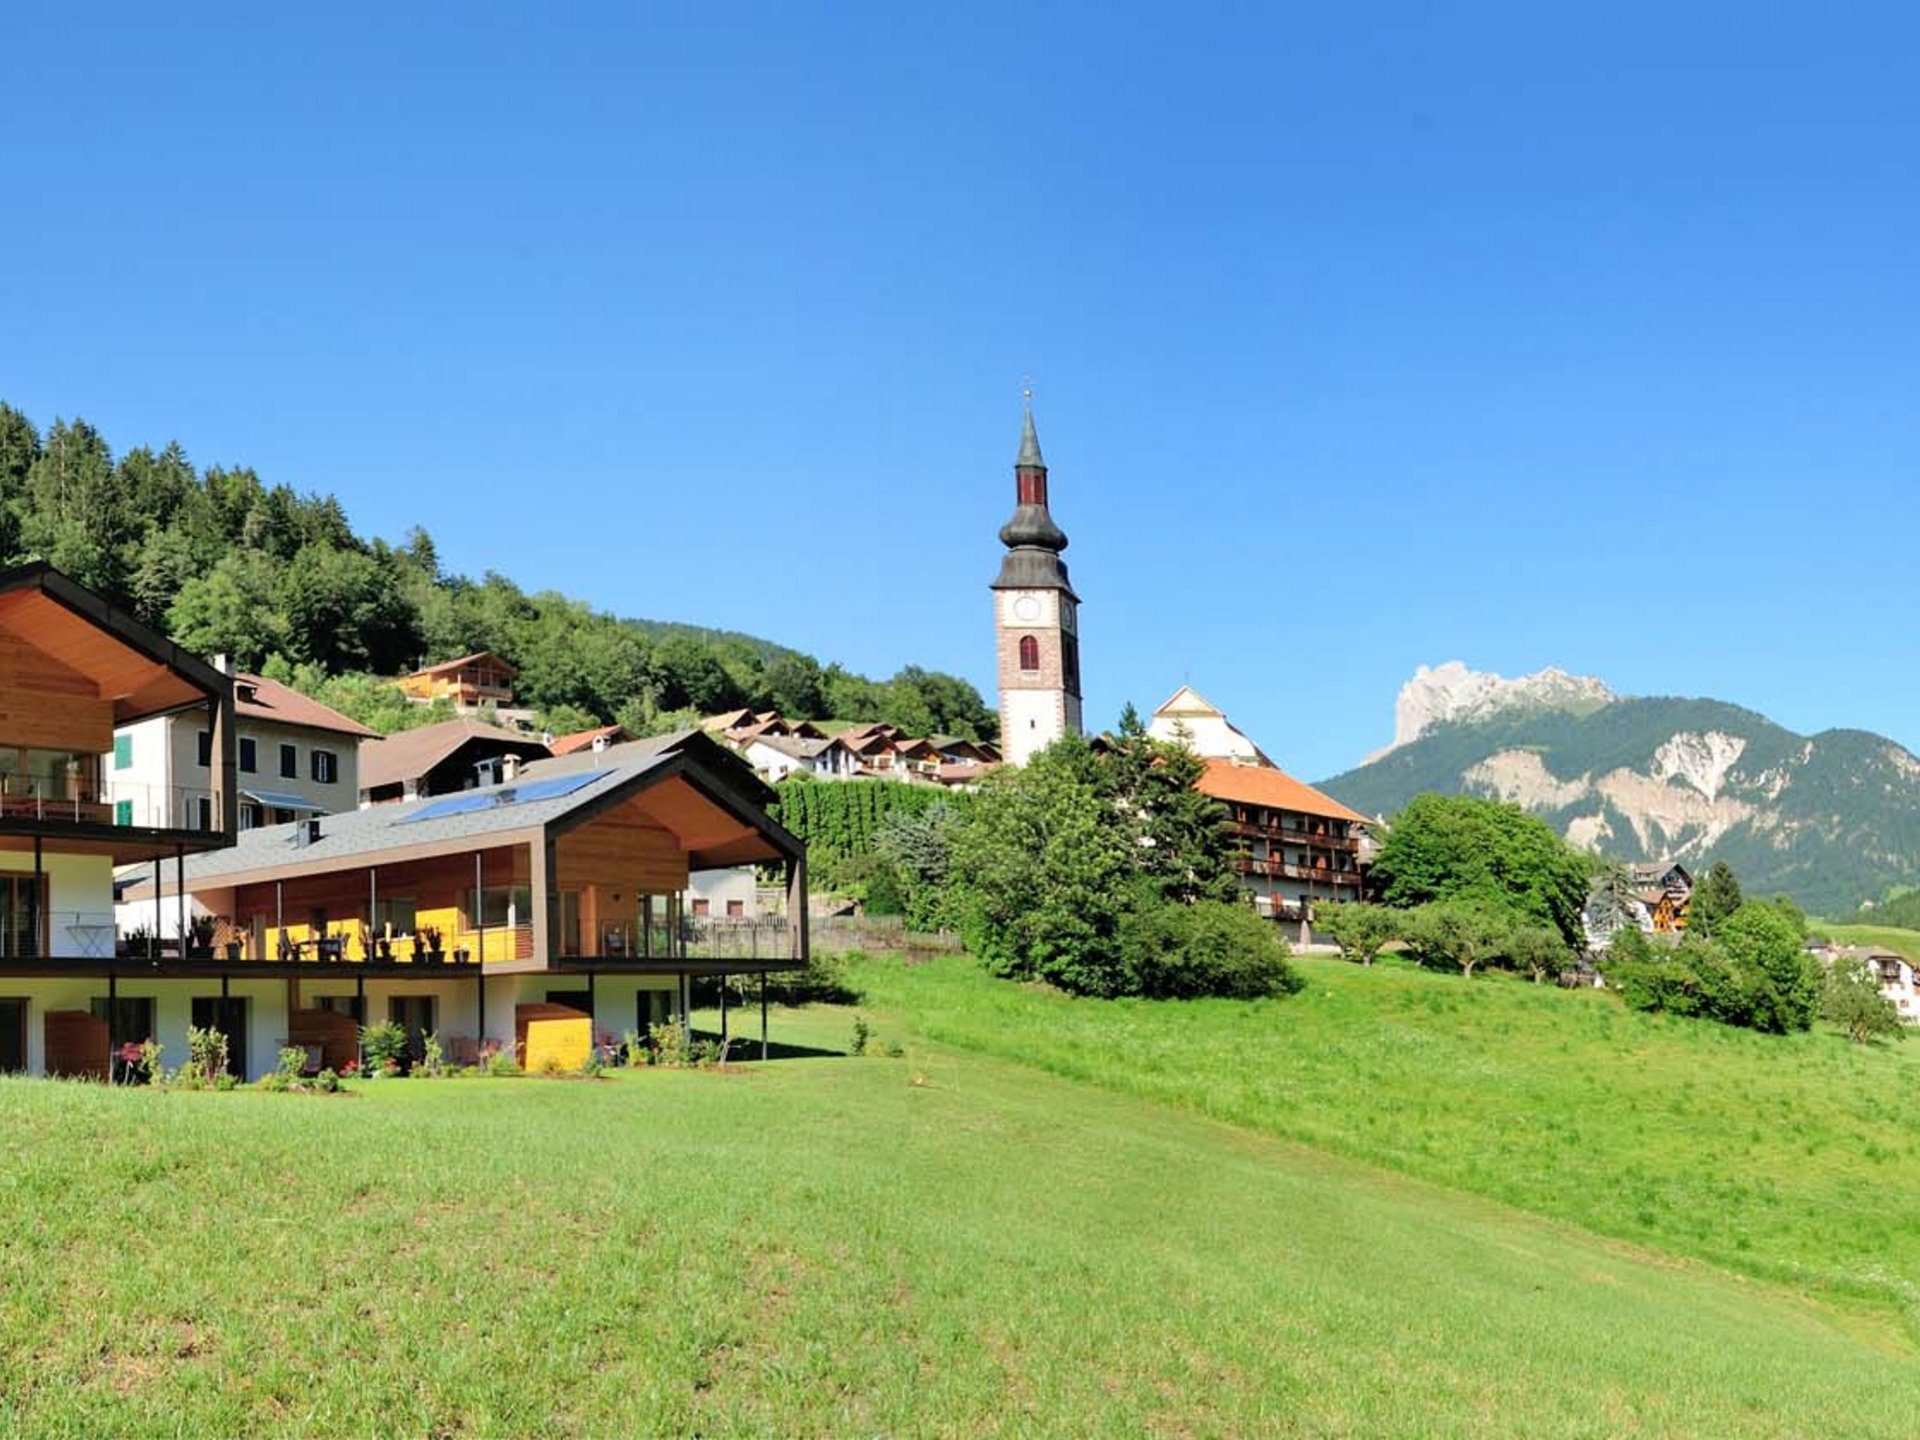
[994,399,1074,593]
[991,391,1084,765]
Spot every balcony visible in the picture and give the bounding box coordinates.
[1231,855,1363,886]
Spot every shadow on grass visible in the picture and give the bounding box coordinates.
[690,1030,847,1061]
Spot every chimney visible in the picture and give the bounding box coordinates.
[502,753,523,783]
[212,654,232,676]
[295,817,323,847]
[591,734,610,754]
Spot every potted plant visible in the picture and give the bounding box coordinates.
[222,925,246,963]
[374,932,393,963]
[119,923,153,960]
[419,925,445,964]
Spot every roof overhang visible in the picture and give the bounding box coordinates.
[0,562,229,724]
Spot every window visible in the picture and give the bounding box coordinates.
[725,899,745,918]
[311,749,338,785]
[113,734,133,770]
[196,731,212,767]
[690,898,710,917]
[239,802,263,831]
[370,898,417,934]
[468,885,532,929]
[196,796,213,831]
[114,799,133,826]
[0,875,48,959]
[279,743,298,779]
[1018,635,1040,672]
[239,737,257,774]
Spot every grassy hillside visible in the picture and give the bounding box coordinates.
[2,1003,1916,1435]
[854,952,1920,1329]
[1814,922,1920,963]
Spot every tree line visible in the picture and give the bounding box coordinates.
[0,402,997,740]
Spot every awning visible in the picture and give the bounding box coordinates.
[243,789,326,813]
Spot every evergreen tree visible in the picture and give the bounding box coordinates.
[1690,861,1744,937]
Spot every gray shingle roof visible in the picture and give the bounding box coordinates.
[162,756,665,886]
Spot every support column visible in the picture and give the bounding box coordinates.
[107,970,118,1085]
[355,970,366,1072]
[760,970,769,1063]
[176,846,186,955]
[150,859,161,960]
[719,974,728,1041]
[275,880,284,961]
[368,867,378,964]
[29,837,41,960]
[208,690,239,837]
[532,835,556,969]
[786,854,809,966]
[473,851,485,967]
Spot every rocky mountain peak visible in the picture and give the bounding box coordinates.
[1375,661,1615,758]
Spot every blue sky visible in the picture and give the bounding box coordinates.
[6,3,1919,779]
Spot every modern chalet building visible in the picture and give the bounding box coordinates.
[0,565,807,1081]
[0,562,239,1075]
[121,728,805,1078]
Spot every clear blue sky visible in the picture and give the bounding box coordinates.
[8,3,1919,779]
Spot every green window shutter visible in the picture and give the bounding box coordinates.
[113,734,133,770]
[114,799,133,826]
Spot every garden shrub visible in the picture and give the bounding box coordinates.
[1117,900,1304,1000]
[360,1021,409,1074]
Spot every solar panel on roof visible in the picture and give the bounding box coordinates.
[394,770,608,825]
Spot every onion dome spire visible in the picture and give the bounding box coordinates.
[992,386,1075,594]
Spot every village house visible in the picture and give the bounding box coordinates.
[395,651,519,712]
[1197,759,1370,929]
[110,665,377,834]
[549,724,636,756]
[739,733,861,783]
[358,718,553,807]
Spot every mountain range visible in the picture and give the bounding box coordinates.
[1320,664,1920,916]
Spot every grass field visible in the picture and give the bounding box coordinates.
[852,952,1920,1329]
[1812,921,1920,962]
[3,966,1919,1435]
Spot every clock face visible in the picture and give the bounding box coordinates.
[1012,595,1042,623]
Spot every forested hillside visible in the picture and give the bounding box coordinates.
[0,403,994,739]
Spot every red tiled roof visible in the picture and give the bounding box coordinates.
[549,725,633,755]
[234,674,380,739]
[1195,759,1370,825]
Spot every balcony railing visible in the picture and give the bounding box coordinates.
[1231,855,1363,885]
[0,775,228,831]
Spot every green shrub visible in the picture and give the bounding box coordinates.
[485,1044,524,1077]
[647,1021,688,1068]
[1117,900,1305,1000]
[274,1046,307,1081]
[850,1016,871,1056]
[361,1021,409,1073]
[187,1026,229,1086]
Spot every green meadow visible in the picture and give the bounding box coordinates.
[0,958,1916,1436]
[857,952,1920,1327]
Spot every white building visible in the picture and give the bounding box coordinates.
[111,666,376,834]
[739,734,860,783]
[1147,686,1274,765]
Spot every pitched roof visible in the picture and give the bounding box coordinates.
[232,673,380,739]
[549,724,633,755]
[517,727,775,804]
[1195,759,1370,825]
[747,733,844,762]
[408,650,518,679]
[360,718,550,792]
[129,744,796,893]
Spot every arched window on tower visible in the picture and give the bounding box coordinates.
[1018,635,1040,672]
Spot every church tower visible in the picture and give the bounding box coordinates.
[992,397,1083,765]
